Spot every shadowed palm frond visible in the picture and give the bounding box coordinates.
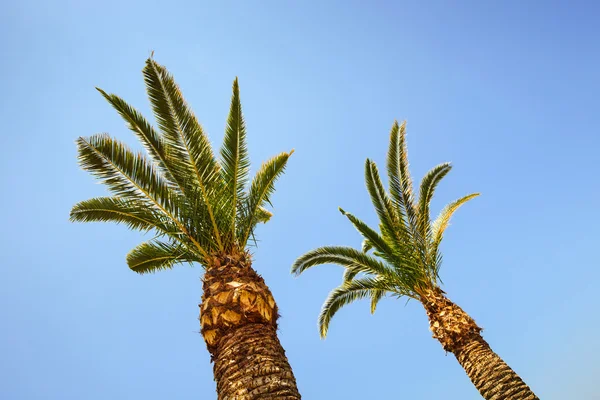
[70,197,178,235]
[127,239,201,274]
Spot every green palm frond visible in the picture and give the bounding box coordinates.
[387,121,417,229]
[95,88,184,194]
[339,208,393,257]
[365,159,404,245]
[127,239,201,274]
[220,78,250,243]
[431,193,480,270]
[239,151,292,247]
[76,135,175,214]
[361,239,373,253]
[291,246,389,277]
[370,288,386,314]
[319,278,395,338]
[417,162,452,238]
[70,196,178,235]
[143,59,224,251]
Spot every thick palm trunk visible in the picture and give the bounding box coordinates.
[199,252,301,400]
[422,288,538,400]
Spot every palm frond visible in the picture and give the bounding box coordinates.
[239,151,292,247]
[365,159,405,245]
[143,59,224,251]
[76,134,209,258]
[70,196,178,235]
[338,207,394,256]
[431,193,480,270]
[417,162,452,238]
[370,289,386,314]
[319,278,393,338]
[361,239,373,253]
[220,78,250,243]
[76,135,173,212]
[95,88,184,190]
[127,239,201,274]
[291,246,397,279]
[254,206,273,224]
[386,121,417,228]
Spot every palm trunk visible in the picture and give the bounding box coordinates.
[199,252,301,400]
[422,288,538,400]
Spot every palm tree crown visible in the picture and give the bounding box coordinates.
[292,120,478,337]
[71,57,292,273]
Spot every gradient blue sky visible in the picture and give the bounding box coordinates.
[2,1,599,399]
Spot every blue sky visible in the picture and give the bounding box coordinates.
[1,1,599,398]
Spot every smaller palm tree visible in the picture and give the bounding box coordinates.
[292,121,538,400]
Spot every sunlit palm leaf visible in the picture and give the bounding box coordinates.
[370,288,386,314]
[239,151,292,246]
[417,162,452,239]
[365,159,404,246]
[220,78,250,244]
[387,121,417,228]
[431,193,480,270]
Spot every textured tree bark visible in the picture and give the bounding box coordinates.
[422,287,538,400]
[454,335,538,400]
[213,323,300,399]
[199,252,301,399]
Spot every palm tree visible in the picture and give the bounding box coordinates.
[292,121,538,400]
[71,57,301,399]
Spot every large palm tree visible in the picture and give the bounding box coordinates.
[292,121,538,399]
[71,57,301,399]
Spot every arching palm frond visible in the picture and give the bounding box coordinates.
[416,162,452,239]
[70,197,179,235]
[293,119,478,336]
[318,278,393,338]
[430,193,480,274]
[127,239,201,274]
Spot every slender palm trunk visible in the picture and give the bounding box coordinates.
[200,252,301,400]
[422,288,538,400]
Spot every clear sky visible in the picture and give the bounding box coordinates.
[1,1,599,399]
